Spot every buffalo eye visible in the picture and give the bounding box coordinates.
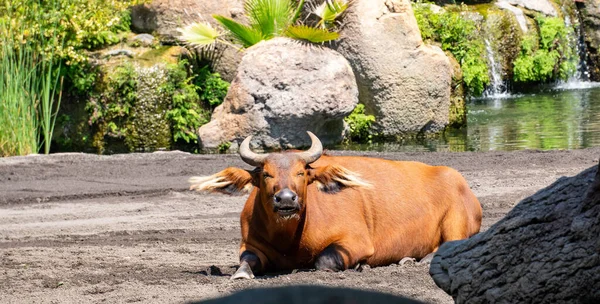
[296,172,305,177]
[263,172,272,180]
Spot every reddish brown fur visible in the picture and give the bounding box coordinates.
[196,153,482,273]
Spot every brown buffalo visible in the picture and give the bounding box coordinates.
[190,132,482,279]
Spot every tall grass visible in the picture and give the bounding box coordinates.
[0,1,63,156]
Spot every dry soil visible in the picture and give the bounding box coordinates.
[1,148,599,303]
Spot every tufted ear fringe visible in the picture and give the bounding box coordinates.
[315,165,372,193]
[189,168,254,195]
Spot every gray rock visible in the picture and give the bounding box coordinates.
[331,0,452,137]
[503,0,558,17]
[132,33,155,47]
[430,158,600,303]
[102,49,135,59]
[579,0,600,81]
[198,38,358,151]
[130,0,245,81]
[495,2,528,33]
[192,285,424,304]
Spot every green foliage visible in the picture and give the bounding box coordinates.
[285,25,340,43]
[87,61,227,152]
[513,15,577,83]
[310,0,351,29]
[412,4,489,96]
[195,66,230,108]
[87,64,137,145]
[164,61,210,144]
[213,15,265,48]
[217,142,232,153]
[344,104,376,143]
[179,0,344,49]
[0,0,146,94]
[0,1,63,156]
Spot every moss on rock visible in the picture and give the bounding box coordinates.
[447,52,467,127]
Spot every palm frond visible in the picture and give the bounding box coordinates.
[177,22,220,48]
[285,25,339,43]
[292,0,306,24]
[312,0,351,29]
[245,0,296,38]
[214,15,264,48]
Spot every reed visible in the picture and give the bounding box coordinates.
[0,1,63,156]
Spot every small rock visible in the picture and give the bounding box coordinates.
[132,33,155,47]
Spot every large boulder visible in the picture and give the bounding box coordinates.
[331,0,453,137]
[198,38,358,151]
[430,159,600,303]
[579,0,600,81]
[130,0,245,81]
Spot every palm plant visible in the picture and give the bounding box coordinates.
[178,0,351,49]
[309,0,353,30]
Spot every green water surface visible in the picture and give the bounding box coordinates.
[338,86,600,152]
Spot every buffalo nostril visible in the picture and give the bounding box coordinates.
[292,195,297,201]
[275,196,281,203]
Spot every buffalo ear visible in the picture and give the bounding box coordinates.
[189,167,259,195]
[307,165,372,194]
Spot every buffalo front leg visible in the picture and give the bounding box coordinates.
[231,251,262,280]
[315,241,374,272]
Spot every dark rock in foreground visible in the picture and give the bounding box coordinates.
[430,158,600,303]
[192,285,423,304]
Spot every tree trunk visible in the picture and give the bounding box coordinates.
[430,159,600,304]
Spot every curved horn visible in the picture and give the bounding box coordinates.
[239,135,268,167]
[297,131,323,164]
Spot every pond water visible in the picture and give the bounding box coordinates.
[337,85,600,152]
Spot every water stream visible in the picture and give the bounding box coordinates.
[337,87,600,152]
[483,39,509,98]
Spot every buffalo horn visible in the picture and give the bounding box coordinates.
[239,135,268,167]
[297,131,323,164]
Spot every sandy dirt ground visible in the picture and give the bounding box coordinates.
[1,148,599,303]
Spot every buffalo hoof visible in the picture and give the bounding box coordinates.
[231,262,255,280]
[398,257,416,266]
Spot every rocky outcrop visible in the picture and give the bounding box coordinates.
[430,159,600,303]
[130,0,245,81]
[495,2,529,33]
[579,0,600,81]
[504,0,558,17]
[198,38,358,151]
[194,285,423,304]
[332,0,452,137]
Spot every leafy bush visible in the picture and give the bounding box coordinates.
[87,61,228,152]
[194,66,230,108]
[344,104,376,143]
[0,1,63,156]
[513,15,577,83]
[164,61,210,145]
[0,0,146,93]
[413,4,489,96]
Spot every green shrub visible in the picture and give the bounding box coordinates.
[413,4,489,96]
[0,0,146,94]
[87,61,227,152]
[344,104,376,143]
[195,66,230,108]
[164,61,210,145]
[513,15,577,83]
[0,1,63,156]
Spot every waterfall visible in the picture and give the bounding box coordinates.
[556,9,600,89]
[483,39,509,98]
